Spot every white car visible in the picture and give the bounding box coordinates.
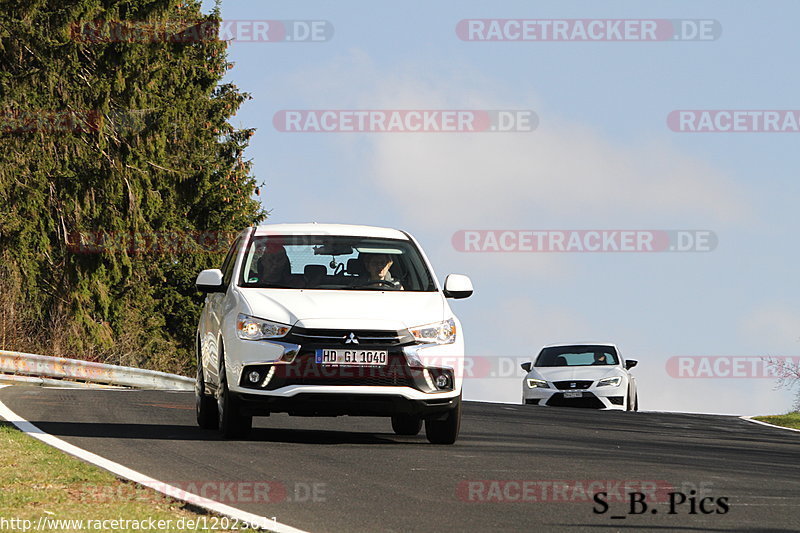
[194,223,473,444]
[520,343,638,411]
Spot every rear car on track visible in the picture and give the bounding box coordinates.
[521,343,638,410]
[194,223,473,443]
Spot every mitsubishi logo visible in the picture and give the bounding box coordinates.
[344,332,359,344]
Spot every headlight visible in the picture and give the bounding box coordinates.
[409,318,456,345]
[527,378,550,389]
[236,314,290,340]
[597,376,622,387]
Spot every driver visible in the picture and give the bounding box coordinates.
[592,352,607,365]
[361,253,403,289]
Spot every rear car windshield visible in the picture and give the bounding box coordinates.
[239,235,437,291]
[535,345,619,367]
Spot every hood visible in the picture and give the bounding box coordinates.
[531,365,623,383]
[238,288,447,330]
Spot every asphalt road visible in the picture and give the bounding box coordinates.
[1,386,798,532]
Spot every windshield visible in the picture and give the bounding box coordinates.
[239,235,436,291]
[535,345,619,367]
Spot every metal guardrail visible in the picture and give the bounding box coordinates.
[0,350,194,390]
[0,374,125,388]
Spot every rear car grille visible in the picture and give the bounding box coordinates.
[553,380,594,390]
[546,392,605,409]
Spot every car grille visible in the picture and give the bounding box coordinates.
[553,380,594,390]
[546,393,605,409]
[286,327,414,347]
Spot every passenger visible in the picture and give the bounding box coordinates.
[257,243,294,286]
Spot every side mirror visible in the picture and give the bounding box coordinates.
[521,362,532,373]
[625,359,638,370]
[196,269,225,293]
[443,274,473,299]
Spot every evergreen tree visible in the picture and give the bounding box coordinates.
[0,0,264,373]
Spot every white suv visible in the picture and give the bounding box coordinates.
[194,224,473,444]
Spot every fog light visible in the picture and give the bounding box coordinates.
[435,374,450,389]
[247,371,261,383]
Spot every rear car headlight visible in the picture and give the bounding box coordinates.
[597,376,622,387]
[527,378,550,389]
[410,318,456,345]
[236,314,290,340]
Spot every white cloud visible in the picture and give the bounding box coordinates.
[280,50,749,227]
[367,98,747,229]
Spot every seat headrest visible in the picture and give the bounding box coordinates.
[303,264,326,288]
[347,258,366,275]
[304,264,327,277]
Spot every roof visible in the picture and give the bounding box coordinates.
[541,342,619,349]
[252,223,409,240]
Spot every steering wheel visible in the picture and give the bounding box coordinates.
[354,279,397,289]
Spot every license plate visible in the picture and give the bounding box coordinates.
[315,349,388,366]
[563,391,583,398]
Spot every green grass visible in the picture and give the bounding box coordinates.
[0,422,265,532]
[754,412,800,430]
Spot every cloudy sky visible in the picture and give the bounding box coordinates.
[202,0,799,415]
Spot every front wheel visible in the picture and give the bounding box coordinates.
[217,363,252,439]
[195,356,218,430]
[391,414,423,436]
[424,396,462,445]
[626,390,639,412]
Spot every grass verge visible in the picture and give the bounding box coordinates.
[0,422,265,532]
[753,412,800,430]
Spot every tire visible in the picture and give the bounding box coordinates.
[626,389,639,412]
[424,396,462,445]
[391,414,422,436]
[217,357,252,439]
[195,354,218,430]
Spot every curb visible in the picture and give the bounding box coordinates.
[739,415,800,434]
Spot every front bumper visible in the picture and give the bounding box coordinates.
[226,326,463,413]
[234,389,460,418]
[522,386,626,410]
